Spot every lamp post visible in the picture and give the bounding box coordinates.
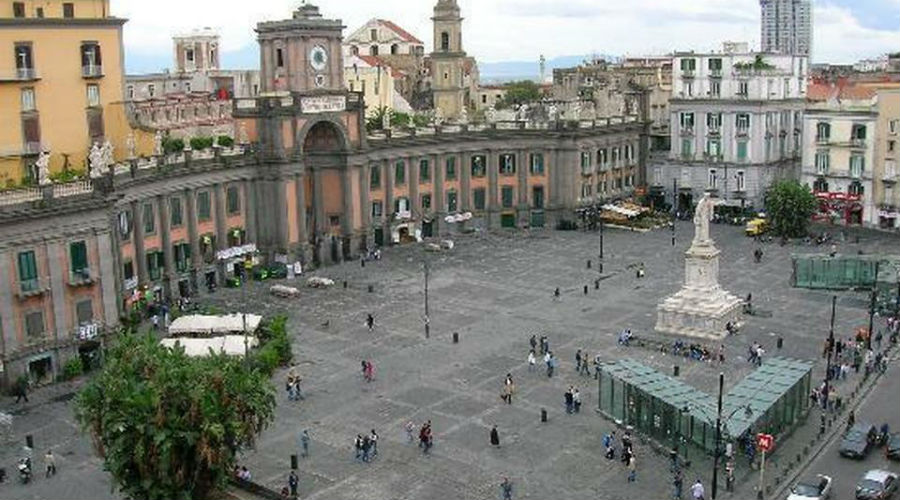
[423,257,430,339]
[867,261,880,350]
[823,295,837,409]
[672,177,677,247]
[712,371,753,500]
[242,257,252,362]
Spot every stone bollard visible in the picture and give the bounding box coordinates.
[367,285,374,293]
[343,281,348,289]
[587,260,592,269]
[583,285,588,295]
[673,365,680,377]
[452,332,459,344]
[541,408,548,423]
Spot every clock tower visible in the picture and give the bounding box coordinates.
[431,0,467,119]
[256,3,345,93]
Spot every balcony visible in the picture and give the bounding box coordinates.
[815,136,830,146]
[679,126,695,137]
[0,68,40,83]
[82,65,104,79]
[17,278,48,299]
[736,127,750,138]
[709,68,723,78]
[850,138,866,149]
[68,268,95,287]
[708,127,721,137]
[681,69,695,79]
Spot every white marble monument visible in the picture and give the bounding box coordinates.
[655,193,743,339]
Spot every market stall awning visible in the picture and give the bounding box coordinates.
[168,314,262,335]
[161,335,259,357]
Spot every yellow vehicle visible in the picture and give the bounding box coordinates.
[745,218,768,236]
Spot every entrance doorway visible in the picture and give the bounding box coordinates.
[178,279,191,298]
[79,341,102,372]
[374,227,384,247]
[205,270,217,291]
[330,236,339,263]
[678,192,693,216]
[501,213,516,228]
[422,221,433,238]
[28,355,53,385]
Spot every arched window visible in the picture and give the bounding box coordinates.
[350,45,359,56]
[303,121,345,153]
[440,32,450,51]
[390,44,399,55]
[369,45,379,56]
[813,178,828,193]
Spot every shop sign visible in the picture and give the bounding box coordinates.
[300,95,346,114]
[79,323,100,341]
[216,243,257,261]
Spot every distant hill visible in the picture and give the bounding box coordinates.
[127,45,617,83]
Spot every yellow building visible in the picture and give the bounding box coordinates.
[0,0,131,186]
[344,54,411,118]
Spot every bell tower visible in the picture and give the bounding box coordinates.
[430,0,466,119]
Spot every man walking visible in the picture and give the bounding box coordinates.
[300,429,310,457]
[288,470,299,497]
[366,313,375,332]
[44,449,56,477]
[529,334,537,353]
[490,425,500,448]
[575,349,583,372]
[527,349,536,372]
[627,455,636,482]
[500,476,513,500]
[691,479,705,500]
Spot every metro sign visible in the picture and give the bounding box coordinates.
[756,433,774,452]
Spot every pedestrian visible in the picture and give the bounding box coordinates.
[580,351,590,376]
[594,354,602,379]
[288,470,298,497]
[575,349,583,372]
[354,435,364,461]
[500,476,513,500]
[573,387,582,413]
[366,313,374,331]
[527,349,536,372]
[564,386,574,414]
[717,344,725,364]
[725,460,735,492]
[691,479,705,500]
[627,455,636,482]
[364,360,375,382]
[14,377,28,403]
[875,330,883,349]
[490,425,500,448]
[300,429,310,457]
[553,287,560,301]
[529,334,537,352]
[152,313,159,330]
[503,374,514,404]
[369,429,379,458]
[405,421,415,443]
[673,470,684,499]
[541,336,549,355]
[44,449,56,477]
[361,434,371,462]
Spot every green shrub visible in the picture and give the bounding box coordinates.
[49,169,85,183]
[62,357,84,380]
[162,137,185,154]
[189,137,214,150]
[253,315,291,374]
[217,135,234,147]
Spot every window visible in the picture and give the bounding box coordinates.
[685,82,693,97]
[170,197,183,226]
[813,178,828,193]
[532,186,544,209]
[738,81,749,96]
[849,181,864,196]
[21,88,35,112]
[679,112,694,130]
[69,241,88,276]
[36,7,43,17]
[276,48,284,68]
[500,154,516,175]
[197,191,211,221]
[371,201,383,218]
[707,169,718,190]
[735,171,745,192]
[625,144,634,164]
[708,58,722,73]
[473,188,486,210]
[421,193,432,210]
[706,138,721,158]
[86,84,100,107]
[390,44,398,55]
[184,82,191,93]
[143,202,155,234]
[783,79,790,96]
[816,122,830,142]
[25,311,45,337]
[126,85,134,99]
[370,29,378,41]
[736,113,750,133]
[815,150,830,174]
[706,113,722,131]
[441,32,450,51]
[445,157,457,180]
[15,44,34,76]
[737,141,748,161]
[501,186,514,208]
[471,155,486,177]
[174,243,191,272]
[530,153,544,175]
[581,183,592,198]
[13,2,25,17]
[889,140,896,153]
[370,165,381,188]
[63,2,74,18]
[419,159,431,182]
[394,197,409,215]
[611,147,621,166]
[710,81,720,97]
[395,160,406,185]
[890,120,898,135]
[680,58,696,73]
[580,151,591,172]
[81,43,102,75]
[147,84,156,98]
[849,155,864,178]
[369,45,378,56]
[226,186,240,214]
[851,124,867,143]
[597,148,608,168]
[118,211,132,238]
[146,251,164,280]
[18,250,38,292]
[185,49,195,63]
[123,261,134,281]
[681,138,693,157]
[76,299,93,325]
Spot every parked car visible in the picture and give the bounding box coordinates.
[841,422,879,459]
[887,433,900,461]
[787,474,832,500]
[855,470,897,500]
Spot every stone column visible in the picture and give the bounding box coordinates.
[0,251,18,355]
[382,159,394,246]
[184,188,201,291]
[408,157,419,224]
[517,149,529,226]
[432,153,445,236]
[487,149,499,228]
[96,231,119,327]
[132,200,148,284]
[244,179,258,246]
[213,183,228,251]
[295,171,309,263]
[460,151,471,211]
[340,166,354,260]
[157,194,175,300]
[312,167,327,263]
[46,241,68,341]
[360,163,371,250]
[274,176,289,253]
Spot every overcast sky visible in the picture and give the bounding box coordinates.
[114,0,900,71]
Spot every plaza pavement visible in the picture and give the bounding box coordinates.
[1,221,898,499]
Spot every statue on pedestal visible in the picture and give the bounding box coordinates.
[101,140,114,168]
[35,150,51,186]
[88,142,105,178]
[382,109,391,131]
[126,132,136,159]
[485,105,497,124]
[153,130,164,156]
[433,107,444,127]
[459,106,468,125]
[692,193,716,245]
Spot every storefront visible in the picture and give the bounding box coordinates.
[878,208,899,230]
[813,192,863,225]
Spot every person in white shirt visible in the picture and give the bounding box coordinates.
[527,350,536,372]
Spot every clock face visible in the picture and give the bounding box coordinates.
[310,45,328,71]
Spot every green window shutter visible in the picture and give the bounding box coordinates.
[18,251,37,281]
[198,191,211,220]
[70,241,88,272]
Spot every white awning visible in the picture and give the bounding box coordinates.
[602,204,641,218]
[161,335,258,357]
[167,314,262,335]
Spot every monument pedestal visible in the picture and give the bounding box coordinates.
[656,236,742,340]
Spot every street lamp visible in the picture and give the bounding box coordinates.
[423,257,430,339]
[823,295,837,409]
[867,261,880,350]
[712,371,753,500]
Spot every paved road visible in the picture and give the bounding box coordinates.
[795,359,900,500]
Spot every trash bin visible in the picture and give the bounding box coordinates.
[541,408,548,423]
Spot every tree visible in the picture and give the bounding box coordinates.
[496,80,543,109]
[764,180,817,238]
[76,333,276,500]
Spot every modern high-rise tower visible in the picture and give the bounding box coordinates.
[760,0,812,56]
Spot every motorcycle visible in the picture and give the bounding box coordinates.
[17,457,31,484]
[878,423,890,447]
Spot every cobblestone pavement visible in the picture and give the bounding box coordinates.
[1,222,898,499]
